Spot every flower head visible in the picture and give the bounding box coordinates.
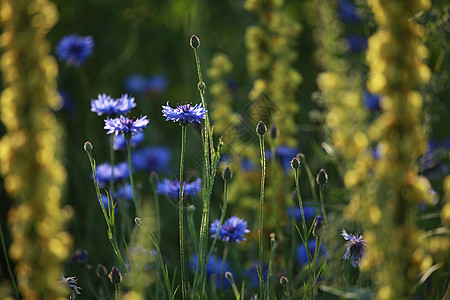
[56,35,94,67]
[60,274,82,299]
[91,94,137,117]
[210,216,250,243]
[341,229,366,268]
[162,102,206,125]
[157,178,202,198]
[104,115,149,138]
[70,249,89,265]
[132,146,171,173]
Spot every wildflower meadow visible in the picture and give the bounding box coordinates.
[1,0,450,299]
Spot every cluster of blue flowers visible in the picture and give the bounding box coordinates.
[157,178,202,198]
[124,74,168,95]
[94,162,130,188]
[341,229,366,268]
[210,216,250,243]
[132,146,171,173]
[56,34,94,67]
[104,115,149,138]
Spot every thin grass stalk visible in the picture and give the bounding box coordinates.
[114,283,120,300]
[319,185,327,225]
[187,205,198,254]
[126,139,139,216]
[265,234,276,300]
[258,133,266,299]
[270,137,280,234]
[110,134,115,197]
[299,155,318,203]
[178,125,187,300]
[0,222,19,299]
[85,144,128,272]
[219,243,229,290]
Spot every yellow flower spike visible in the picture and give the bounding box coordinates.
[441,203,450,226]
[0,0,71,298]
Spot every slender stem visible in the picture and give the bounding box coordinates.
[178,126,187,300]
[206,180,229,264]
[265,235,276,300]
[126,139,139,216]
[269,138,280,234]
[110,134,115,197]
[0,222,19,300]
[258,134,266,299]
[319,185,327,225]
[219,243,229,290]
[187,206,198,253]
[301,157,318,203]
[115,283,120,300]
[151,178,161,244]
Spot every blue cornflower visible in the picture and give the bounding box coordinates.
[345,35,368,52]
[132,146,171,173]
[297,240,327,266]
[341,229,366,268]
[113,132,145,151]
[191,254,232,289]
[104,115,149,138]
[56,34,94,67]
[157,178,202,198]
[363,90,381,111]
[162,102,207,125]
[337,0,362,23]
[210,216,250,243]
[124,74,168,95]
[287,205,316,223]
[115,184,134,201]
[91,94,137,117]
[70,249,89,265]
[244,262,267,287]
[93,162,130,188]
[266,145,299,173]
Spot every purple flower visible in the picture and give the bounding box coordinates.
[115,184,134,201]
[157,178,201,198]
[210,216,250,243]
[364,90,381,111]
[91,94,137,117]
[191,254,232,289]
[104,115,149,137]
[287,205,316,223]
[56,34,94,67]
[341,229,366,268]
[162,102,206,125]
[266,145,299,173]
[345,35,368,52]
[337,0,362,23]
[132,146,171,173]
[113,132,145,151]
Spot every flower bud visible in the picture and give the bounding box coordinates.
[96,264,107,278]
[256,121,267,136]
[222,167,232,182]
[313,215,324,237]
[270,124,278,140]
[280,276,289,286]
[316,169,328,185]
[225,271,233,280]
[84,141,93,152]
[290,157,300,170]
[187,204,195,214]
[108,266,122,284]
[190,35,200,49]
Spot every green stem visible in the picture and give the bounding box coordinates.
[265,234,276,300]
[126,139,139,216]
[110,134,115,197]
[179,126,187,300]
[300,155,318,203]
[258,134,266,299]
[115,283,120,300]
[319,185,327,225]
[206,179,229,265]
[187,205,198,254]
[219,243,229,290]
[269,138,280,234]
[0,222,19,300]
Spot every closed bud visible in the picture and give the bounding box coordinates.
[190,35,200,49]
[84,141,93,152]
[316,169,328,185]
[256,121,267,135]
[290,157,300,170]
[187,204,195,214]
[222,167,232,182]
[225,271,233,280]
[96,264,108,278]
[270,124,278,140]
[313,215,324,237]
[108,266,122,284]
[280,276,289,286]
